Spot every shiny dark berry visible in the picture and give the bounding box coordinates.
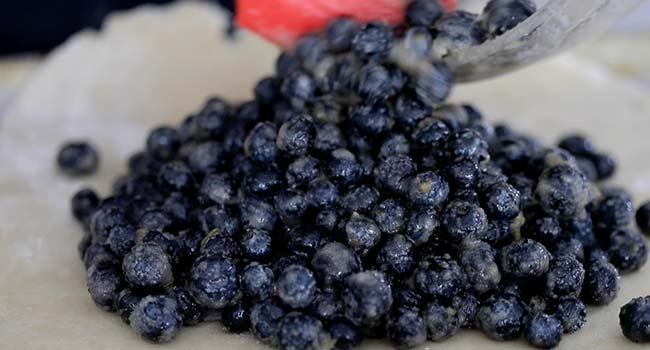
[619,296,650,343]
[352,21,393,61]
[222,302,251,333]
[250,299,286,344]
[129,295,182,343]
[480,0,537,37]
[86,260,124,310]
[122,243,174,291]
[241,262,275,301]
[371,199,407,234]
[350,102,393,135]
[477,292,527,341]
[406,0,444,27]
[414,255,464,301]
[278,312,331,350]
[329,319,363,350]
[342,271,393,327]
[285,156,320,188]
[277,264,317,308]
[453,291,481,329]
[172,286,205,326]
[342,213,382,257]
[277,114,315,157]
[554,297,586,334]
[593,191,634,230]
[433,11,485,58]
[545,255,585,299]
[307,178,340,208]
[590,152,617,180]
[387,306,427,349]
[582,259,619,306]
[240,229,273,261]
[424,302,460,341]
[442,200,488,242]
[326,149,362,188]
[71,188,100,223]
[535,164,590,219]
[116,288,142,324]
[406,171,450,207]
[188,255,238,309]
[405,207,440,246]
[637,202,650,236]
[342,185,380,214]
[326,17,359,53]
[459,240,501,293]
[244,122,278,164]
[282,70,316,106]
[376,234,416,275]
[240,197,278,232]
[146,126,179,161]
[607,228,648,273]
[524,313,563,349]
[314,123,347,155]
[57,141,99,176]
[481,182,521,220]
[374,154,416,194]
[157,161,195,193]
[500,238,551,279]
[311,242,361,287]
[195,97,230,139]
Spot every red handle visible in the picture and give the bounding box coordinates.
[236,0,457,48]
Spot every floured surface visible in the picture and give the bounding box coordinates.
[1,2,649,349]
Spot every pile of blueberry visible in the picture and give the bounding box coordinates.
[65,0,650,349]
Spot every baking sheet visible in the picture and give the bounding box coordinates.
[1,2,649,349]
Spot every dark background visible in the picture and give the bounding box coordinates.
[0,0,234,55]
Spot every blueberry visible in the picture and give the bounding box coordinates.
[200,229,240,258]
[352,21,393,61]
[342,185,380,214]
[188,255,238,309]
[199,173,234,206]
[393,287,424,310]
[241,262,275,301]
[590,152,617,180]
[245,122,278,164]
[329,319,363,350]
[146,126,180,161]
[195,97,230,139]
[480,0,537,38]
[524,313,563,349]
[558,134,596,156]
[315,209,340,231]
[83,243,116,268]
[322,53,362,94]
[294,34,328,72]
[286,225,327,259]
[201,205,240,237]
[281,70,316,106]
[379,133,410,160]
[285,156,320,188]
[240,197,278,232]
[129,295,182,343]
[443,129,489,163]
[553,297,586,334]
[276,52,300,78]
[500,238,551,279]
[311,242,361,286]
[536,164,591,219]
[477,292,527,341]
[116,289,142,324]
[607,228,648,273]
[244,168,283,197]
[57,141,100,176]
[446,159,480,189]
[424,302,460,341]
[355,63,397,103]
[350,102,393,135]
[106,224,136,258]
[406,171,450,207]
[326,149,362,188]
[387,307,427,349]
[308,289,342,321]
[342,271,393,327]
[90,205,129,244]
[371,199,407,234]
[619,296,650,343]
[413,62,454,105]
[442,200,488,242]
[432,11,485,58]
[374,155,416,194]
[376,234,416,275]
[411,117,450,148]
[405,207,440,246]
[582,259,619,305]
[545,256,585,299]
[86,260,124,310]
[274,189,308,226]
[186,141,223,174]
[459,240,501,293]
[278,312,331,350]
[326,17,359,53]
[481,182,521,220]
[128,151,162,177]
[240,229,273,262]
[161,191,193,223]
[157,161,195,193]
[277,114,315,157]
[452,291,481,329]
[255,77,281,105]
[277,264,317,308]
[221,302,251,333]
[523,213,562,245]
[136,209,173,231]
[593,191,634,230]
[71,188,100,223]
[122,243,174,291]
[406,0,444,27]
[307,178,340,209]
[342,213,382,257]
[395,94,432,131]
[314,124,347,155]
[250,299,286,344]
[552,237,584,262]
[171,287,205,326]
[414,255,464,301]
[637,202,650,236]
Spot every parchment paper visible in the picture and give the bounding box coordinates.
[1,2,648,349]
